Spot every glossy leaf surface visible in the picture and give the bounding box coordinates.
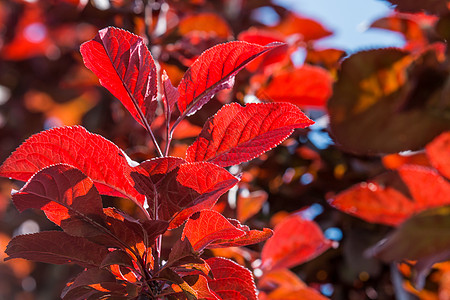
[206,257,257,300]
[186,103,314,167]
[261,215,333,271]
[0,126,144,205]
[80,26,158,128]
[5,231,108,268]
[177,41,282,116]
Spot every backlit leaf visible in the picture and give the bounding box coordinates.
[272,13,332,41]
[257,65,333,108]
[5,231,108,268]
[186,103,314,167]
[182,210,245,251]
[206,257,257,300]
[80,27,158,128]
[177,41,283,117]
[330,166,450,226]
[12,164,106,237]
[237,29,288,72]
[329,181,415,227]
[328,47,450,154]
[426,131,450,179]
[261,215,333,271]
[178,13,231,38]
[132,158,239,228]
[0,126,144,205]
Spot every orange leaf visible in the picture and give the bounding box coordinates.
[258,65,333,108]
[178,13,232,38]
[236,190,268,222]
[261,215,333,271]
[426,131,450,180]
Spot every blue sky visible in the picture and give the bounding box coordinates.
[273,0,405,52]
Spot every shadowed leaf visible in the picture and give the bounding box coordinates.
[5,231,108,268]
[328,47,450,154]
[12,164,106,237]
[133,158,239,228]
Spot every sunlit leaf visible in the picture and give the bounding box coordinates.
[177,41,283,117]
[182,210,245,251]
[80,27,158,128]
[178,13,231,38]
[272,13,332,41]
[0,126,144,205]
[261,215,333,271]
[206,257,257,300]
[426,131,450,179]
[257,65,333,108]
[186,103,314,167]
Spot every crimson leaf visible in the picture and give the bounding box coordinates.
[80,26,158,129]
[186,103,314,167]
[0,126,145,206]
[182,210,246,251]
[206,257,257,300]
[12,164,106,237]
[261,215,334,271]
[177,41,283,117]
[132,158,239,228]
[5,231,109,268]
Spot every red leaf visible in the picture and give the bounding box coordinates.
[206,257,257,300]
[162,70,180,115]
[329,181,415,227]
[183,274,220,300]
[80,27,158,128]
[237,29,288,72]
[0,126,144,206]
[208,227,273,249]
[399,165,450,210]
[5,231,108,268]
[177,41,283,116]
[261,215,333,271]
[12,164,106,237]
[133,158,239,228]
[426,131,450,180]
[330,166,450,226]
[257,65,333,108]
[182,210,245,251]
[186,102,314,167]
[61,268,138,300]
[272,13,332,41]
[236,190,268,222]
